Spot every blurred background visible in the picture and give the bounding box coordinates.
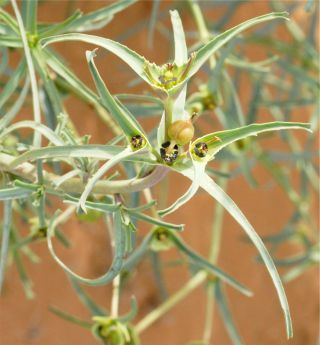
[0,1,318,344]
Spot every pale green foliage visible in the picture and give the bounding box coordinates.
[0,1,318,345]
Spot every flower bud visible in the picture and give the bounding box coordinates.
[167,120,195,145]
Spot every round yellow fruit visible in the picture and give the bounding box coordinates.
[167,120,195,145]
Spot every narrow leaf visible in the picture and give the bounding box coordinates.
[0,36,22,47]
[0,187,32,200]
[0,76,29,132]
[47,208,126,286]
[64,194,119,213]
[86,49,148,144]
[172,83,188,122]
[122,231,153,271]
[0,8,19,34]
[21,0,37,33]
[191,122,311,162]
[186,172,293,338]
[0,58,26,110]
[170,232,252,297]
[188,12,289,80]
[215,280,244,345]
[170,10,188,66]
[0,200,13,292]
[11,0,42,147]
[41,33,147,84]
[0,120,65,146]
[78,147,144,212]
[126,209,184,232]
[69,277,106,316]
[9,144,155,168]
[159,161,205,216]
[38,10,82,37]
[49,305,92,329]
[13,247,34,298]
[118,296,138,323]
[147,0,160,48]
[65,0,136,33]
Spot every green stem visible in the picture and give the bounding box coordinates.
[110,210,121,318]
[164,97,174,140]
[36,160,46,229]
[203,280,214,343]
[135,270,207,334]
[203,162,229,343]
[143,188,168,300]
[111,273,121,318]
[11,0,42,147]
[188,0,216,68]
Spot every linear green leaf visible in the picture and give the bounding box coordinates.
[86,49,148,142]
[44,49,98,104]
[187,172,293,338]
[159,161,205,216]
[188,12,289,80]
[0,120,64,146]
[11,0,42,147]
[64,194,119,213]
[78,147,145,212]
[0,23,14,35]
[0,58,26,110]
[65,0,136,33]
[170,232,252,297]
[69,277,106,316]
[0,76,29,132]
[170,10,188,66]
[38,10,82,37]
[191,121,311,162]
[118,296,138,323]
[0,187,33,200]
[21,0,37,33]
[122,231,153,271]
[9,145,156,168]
[0,8,19,34]
[41,33,147,84]
[0,200,13,292]
[13,248,34,299]
[47,208,126,286]
[125,209,184,232]
[49,305,92,329]
[215,280,244,345]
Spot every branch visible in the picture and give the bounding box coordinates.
[0,152,168,195]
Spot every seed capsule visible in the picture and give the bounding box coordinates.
[194,142,208,158]
[160,141,179,163]
[131,135,144,149]
[167,120,195,145]
[38,227,47,238]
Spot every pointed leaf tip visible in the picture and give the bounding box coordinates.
[170,9,187,66]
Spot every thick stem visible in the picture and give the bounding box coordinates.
[0,152,169,195]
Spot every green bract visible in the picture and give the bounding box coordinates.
[92,317,139,345]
